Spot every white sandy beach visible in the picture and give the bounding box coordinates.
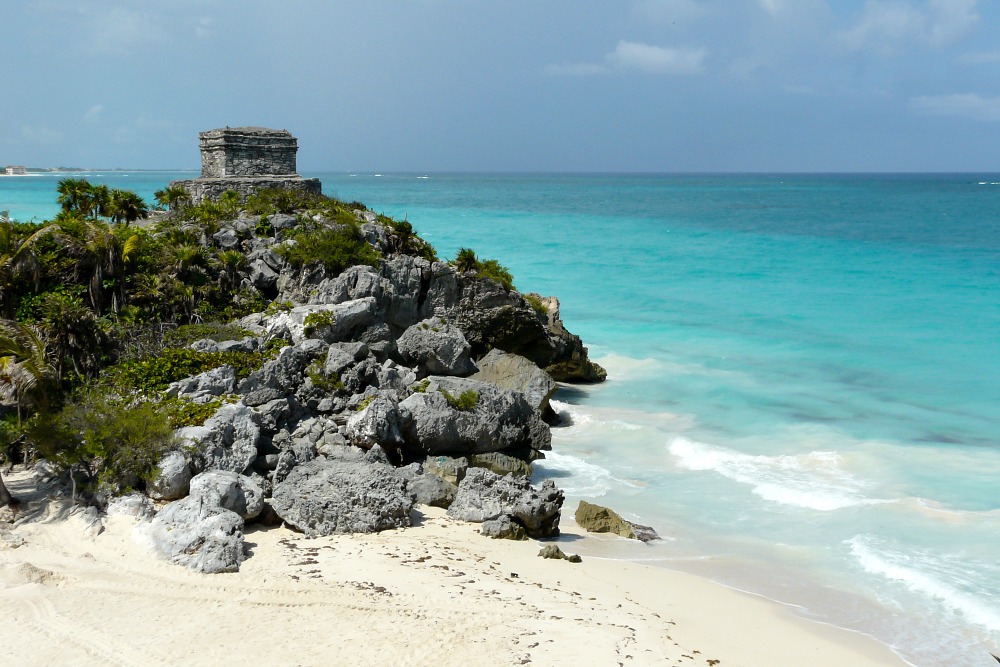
[0,469,908,667]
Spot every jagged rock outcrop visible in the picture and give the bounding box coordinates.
[140,495,246,573]
[189,470,265,521]
[396,317,477,377]
[345,391,404,449]
[399,377,550,460]
[397,464,458,508]
[148,451,192,501]
[480,515,528,540]
[469,452,532,478]
[471,349,556,414]
[270,447,412,537]
[447,468,564,538]
[176,403,261,474]
[164,365,237,403]
[574,500,660,542]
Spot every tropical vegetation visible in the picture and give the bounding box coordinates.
[0,180,520,506]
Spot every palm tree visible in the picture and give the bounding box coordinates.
[56,178,93,214]
[0,219,59,317]
[106,189,149,226]
[0,320,55,426]
[153,185,191,212]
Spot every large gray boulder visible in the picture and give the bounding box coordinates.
[397,464,458,509]
[471,349,556,413]
[447,468,564,538]
[175,403,261,474]
[238,341,323,406]
[286,298,377,344]
[396,317,476,376]
[270,448,413,537]
[147,450,192,501]
[345,392,404,449]
[164,365,237,402]
[399,377,550,459]
[139,496,245,573]
[189,470,265,521]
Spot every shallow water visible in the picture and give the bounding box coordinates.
[5,171,999,666]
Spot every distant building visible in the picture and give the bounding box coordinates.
[170,127,321,204]
[4,166,26,175]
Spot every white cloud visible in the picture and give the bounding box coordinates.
[911,93,1000,121]
[926,0,978,45]
[21,125,63,145]
[608,41,707,75]
[759,0,785,16]
[545,41,707,77]
[84,104,103,123]
[840,0,979,52]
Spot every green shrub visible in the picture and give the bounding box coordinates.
[356,395,375,411]
[158,395,230,429]
[412,379,430,393]
[303,310,336,337]
[524,293,548,318]
[276,225,380,275]
[440,388,479,411]
[305,360,344,393]
[30,390,176,495]
[163,322,248,348]
[104,347,275,393]
[450,248,515,291]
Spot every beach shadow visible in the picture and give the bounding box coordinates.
[409,507,428,527]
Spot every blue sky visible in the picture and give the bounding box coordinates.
[2,0,999,172]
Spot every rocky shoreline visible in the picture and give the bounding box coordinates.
[83,201,609,573]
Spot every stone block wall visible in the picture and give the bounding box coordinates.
[199,127,298,178]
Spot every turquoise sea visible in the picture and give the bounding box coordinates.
[4,171,1000,666]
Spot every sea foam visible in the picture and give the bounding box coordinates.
[668,437,890,511]
[848,534,1000,636]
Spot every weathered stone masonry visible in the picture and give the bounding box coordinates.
[171,127,322,204]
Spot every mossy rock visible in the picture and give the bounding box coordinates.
[574,500,659,542]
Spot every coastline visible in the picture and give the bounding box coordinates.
[0,469,907,666]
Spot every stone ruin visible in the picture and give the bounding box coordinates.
[171,127,322,204]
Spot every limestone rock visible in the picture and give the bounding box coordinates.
[345,392,403,449]
[106,493,157,522]
[574,500,660,542]
[447,468,563,538]
[397,465,458,508]
[469,452,532,478]
[140,496,245,573]
[270,451,413,537]
[397,317,477,376]
[147,450,192,501]
[164,365,237,402]
[189,470,264,521]
[176,403,261,474]
[399,377,551,459]
[538,544,581,563]
[422,455,468,486]
[480,515,528,540]
[471,349,556,413]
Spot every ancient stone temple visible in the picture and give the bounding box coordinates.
[171,127,322,204]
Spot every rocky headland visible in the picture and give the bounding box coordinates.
[78,189,605,573]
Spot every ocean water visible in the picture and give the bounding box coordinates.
[5,171,999,666]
